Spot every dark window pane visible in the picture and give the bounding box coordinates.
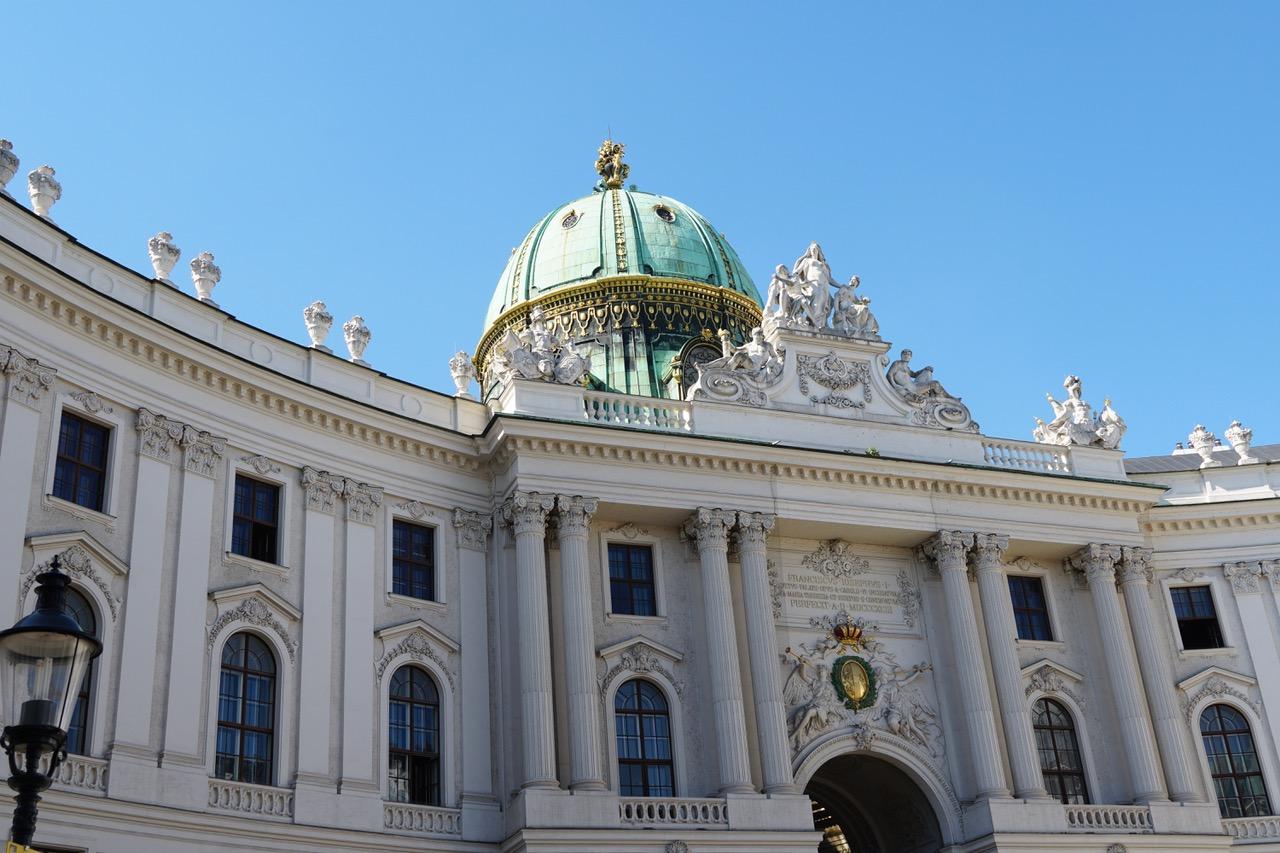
[387,666,441,805]
[1008,576,1053,642]
[614,679,675,797]
[1200,703,1272,818]
[231,475,280,564]
[392,520,436,601]
[1032,699,1089,805]
[215,631,276,785]
[1174,586,1224,650]
[53,412,110,512]
[608,543,657,617]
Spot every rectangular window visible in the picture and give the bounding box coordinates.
[52,412,110,512]
[392,520,436,601]
[231,475,280,564]
[1172,585,1225,650]
[1009,575,1053,642]
[609,543,657,617]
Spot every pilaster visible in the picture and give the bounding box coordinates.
[683,507,754,794]
[0,345,54,616]
[1070,543,1167,803]
[918,530,1009,799]
[340,477,383,800]
[1224,560,1280,759]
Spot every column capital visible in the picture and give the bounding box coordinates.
[1224,561,1265,596]
[2,344,56,409]
[179,425,227,479]
[501,490,555,536]
[135,407,185,464]
[341,478,384,525]
[682,508,737,550]
[1116,547,1155,586]
[453,508,493,551]
[918,530,974,572]
[1068,543,1122,585]
[970,533,1009,572]
[734,512,776,550]
[555,495,599,538]
[300,465,344,514]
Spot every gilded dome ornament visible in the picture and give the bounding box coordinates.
[595,139,629,189]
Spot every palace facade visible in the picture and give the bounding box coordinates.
[0,140,1278,852]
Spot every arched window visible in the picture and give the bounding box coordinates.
[388,666,440,805]
[215,632,276,785]
[615,679,674,797]
[1032,698,1089,804]
[1200,704,1272,817]
[62,587,97,755]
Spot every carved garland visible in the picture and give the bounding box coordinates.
[22,546,120,621]
[598,642,684,702]
[1024,664,1086,711]
[802,540,870,580]
[896,570,922,628]
[796,352,872,409]
[206,598,297,661]
[1182,676,1260,723]
[375,632,455,689]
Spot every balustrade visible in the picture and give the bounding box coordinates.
[207,778,294,819]
[382,802,463,836]
[584,390,693,431]
[618,797,729,828]
[1225,816,1280,839]
[1063,804,1153,833]
[982,438,1071,473]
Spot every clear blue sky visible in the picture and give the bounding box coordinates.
[7,2,1278,456]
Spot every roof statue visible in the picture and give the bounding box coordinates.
[594,139,629,189]
[885,349,976,431]
[487,307,591,388]
[685,327,785,408]
[763,241,879,341]
[1033,375,1126,450]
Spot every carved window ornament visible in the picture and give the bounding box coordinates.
[653,204,675,224]
[597,638,685,702]
[796,351,872,409]
[22,533,127,623]
[69,389,113,415]
[561,209,580,229]
[374,620,459,689]
[802,540,870,580]
[238,454,281,476]
[1178,666,1262,724]
[206,584,300,663]
[1022,659,1087,712]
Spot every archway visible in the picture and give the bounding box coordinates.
[805,753,944,853]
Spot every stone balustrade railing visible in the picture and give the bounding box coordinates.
[618,797,729,828]
[982,438,1072,474]
[1225,816,1280,840]
[1064,803,1153,833]
[383,802,463,836]
[207,778,294,820]
[584,390,694,432]
[47,754,108,796]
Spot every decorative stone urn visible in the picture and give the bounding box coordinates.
[449,350,476,398]
[189,252,221,306]
[343,315,371,366]
[1188,424,1221,469]
[303,301,333,352]
[0,140,18,197]
[147,232,181,282]
[27,165,61,220]
[1225,419,1259,465]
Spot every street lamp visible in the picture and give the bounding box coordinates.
[0,557,101,847]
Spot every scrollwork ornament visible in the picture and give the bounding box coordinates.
[239,455,281,476]
[1224,561,1264,595]
[681,508,736,550]
[1067,543,1121,586]
[2,345,56,408]
[135,407,184,462]
[1116,546,1154,585]
[375,631,455,688]
[896,570,922,628]
[342,478,383,524]
[1024,664,1085,711]
[1171,567,1205,584]
[598,642,684,701]
[300,466,343,514]
[453,508,493,551]
[21,546,120,621]
[180,425,227,479]
[796,351,872,409]
[665,843,689,853]
[70,390,112,414]
[556,495,598,538]
[207,598,297,661]
[802,540,869,580]
[501,491,555,536]
[1183,676,1260,722]
[918,531,973,573]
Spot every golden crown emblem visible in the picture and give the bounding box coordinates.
[832,621,863,649]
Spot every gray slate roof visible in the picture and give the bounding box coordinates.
[1125,443,1280,474]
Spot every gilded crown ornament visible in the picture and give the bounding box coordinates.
[595,139,629,189]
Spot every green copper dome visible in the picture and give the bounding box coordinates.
[485,187,760,327]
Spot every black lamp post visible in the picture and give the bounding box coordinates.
[0,557,101,847]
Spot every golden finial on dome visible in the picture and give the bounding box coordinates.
[595,139,629,189]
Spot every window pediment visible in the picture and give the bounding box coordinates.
[598,637,684,699]
[1022,659,1086,709]
[24,531,126,621]
[207,584,300,661]
[375,619,458,687]
[1178,665,1261,722]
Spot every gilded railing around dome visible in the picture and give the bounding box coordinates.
[474,275,763,386]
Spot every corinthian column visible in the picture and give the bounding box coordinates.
[971,533,1048,800]
[735,512,795,794]
[919,531,1008,799]
[684,508,754,794]
[502,491,558,789]
[1116,547,1202,802]
[556,495,606,791]
[1070,544,1167,803]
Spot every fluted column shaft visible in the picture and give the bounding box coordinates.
[685,508,754,794]
[920,531,1009,799]
[1072,544,1168,803]
[971,534,1049,800]
[557,495,606,791]
[503,491,558,789]
[1117,547,1202,803]
[735,512,795,794]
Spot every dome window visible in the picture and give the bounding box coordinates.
[561,210,580,229]
[654,205,676,224]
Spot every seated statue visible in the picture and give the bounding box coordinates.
[886,349,952,400]
[830,276,879,339]
[703,327,783,382]
[1033,375,1126,449]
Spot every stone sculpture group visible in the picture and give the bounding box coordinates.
[764,242,879,340]
[1033,375,1126,450]
[486,308,591,388]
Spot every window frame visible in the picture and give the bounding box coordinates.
[62,586,98,756]
[1187,689,1280,819]
[598,529,666,623]
[1162,575,1233,655]
[384,503,447,609]
[1008,574,1054,643]
[1006,562,1065,650]
[386,665,443,806]
[376,631,455,807]
[602,662,687,796]
[42,392,125,527]
[222,456,292,576]
[1031,697,1091,805]
[613,678,677,798]
[214,631,278,787]
[1023,683,1100,804]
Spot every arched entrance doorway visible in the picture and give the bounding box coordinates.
[805,753,944,853]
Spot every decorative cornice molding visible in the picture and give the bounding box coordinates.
[206,596,298,662]
[1,343,56,408]
[452,508,493,551]
[1144,510,1280,534]
[0,273,479,474]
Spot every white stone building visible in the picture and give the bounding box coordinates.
[0,139,1277,852]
